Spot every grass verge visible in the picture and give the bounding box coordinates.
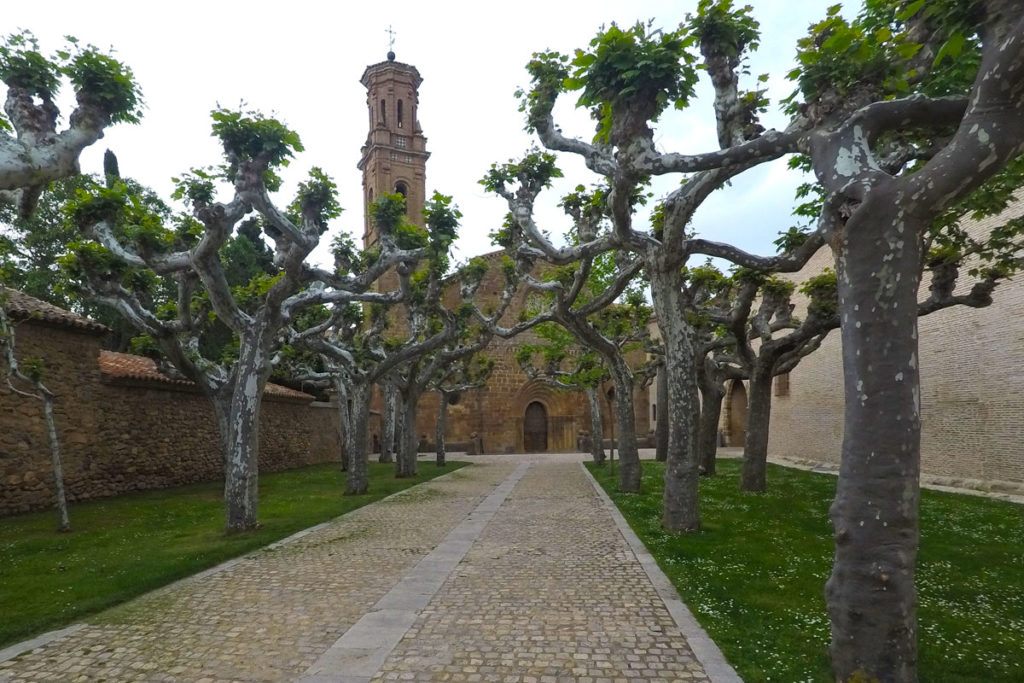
[588,459,1024,683]
[0,460,466,648]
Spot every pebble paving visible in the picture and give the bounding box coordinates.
[0,456,726,682]
[371,461,708,683]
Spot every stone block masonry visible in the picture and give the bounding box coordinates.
[0,302,341,517]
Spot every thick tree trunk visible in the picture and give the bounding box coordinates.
[650,267,701,532]
[696,370,724,477]
[345,382,372,495]
[221,360,268,533]
[655,369,668,462]
[585,385,605,465]
[609,363,641,493]
[436,393,448,467]
[379,383,397,463]
[396,387,420,478]
[740,365,773,492]
[826,199,923,682]
[333,378,353,470]
[42,397,70,532]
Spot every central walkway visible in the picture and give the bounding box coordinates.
[0,455,738,682]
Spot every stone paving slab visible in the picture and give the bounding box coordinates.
[0,464,514,682]
[0,456,737,682]
[370,459,724,683]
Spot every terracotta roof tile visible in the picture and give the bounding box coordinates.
[1,287,108,334]
[98,350,313,400]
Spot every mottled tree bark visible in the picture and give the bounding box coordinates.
[379,383,397,463]
[436,392,449,467]
[333,378,352,472]
[396,387,421,478]
[650,266,701,532]
[585,385,605,465]
[740,365,773,492]
[696,361,724,477]
[345,382,372,495]
[655,369,668,463]
[42,399,71,532]
[221,364,268,533]
[825,196,924,682]
[609,361,641,492]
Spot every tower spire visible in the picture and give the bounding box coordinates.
[385,25,396,57]
[358,54,430,251]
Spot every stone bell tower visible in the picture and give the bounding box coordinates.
[358,50,430,250]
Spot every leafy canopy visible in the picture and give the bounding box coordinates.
[0,31,142,126]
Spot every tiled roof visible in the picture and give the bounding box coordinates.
[0,287,109,334]
[98,350,313,400]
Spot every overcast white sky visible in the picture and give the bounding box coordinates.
[6,1,846,266]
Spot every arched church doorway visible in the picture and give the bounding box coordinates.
[523,401,548,452]
[727,380,748,447]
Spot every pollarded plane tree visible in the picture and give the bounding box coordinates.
[62,112,423,532]
[0,32,140,217]
[0,166,172,333]
[479,178,653,492]
[285,193,479,491]
[384,253,515,478]
[776,4,1024,678]
[677,263,746,478]
[289,193,516,485]
[513,1,1024,677]
[0,294,70,531]
[506,3,824,527]
[0,170,179,354]
[674,262,824,480]
[693,236,1010,490]
[713,267,839,492]
[283,301,454,495]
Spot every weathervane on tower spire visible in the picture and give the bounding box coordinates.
[386,25,396,60]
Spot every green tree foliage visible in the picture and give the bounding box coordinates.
[0,32,142,217]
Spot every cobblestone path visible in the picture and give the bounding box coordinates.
[0,456,737,682]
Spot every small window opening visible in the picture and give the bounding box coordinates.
[395,182,409,213]
[380,99,386,125]
[774,373,791,397]
[397,99,404,128]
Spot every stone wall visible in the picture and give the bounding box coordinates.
[768,201,1024,487]
[1,316,342,516]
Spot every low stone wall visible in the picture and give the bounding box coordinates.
[1,317,342,516]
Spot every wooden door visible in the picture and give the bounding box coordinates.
[523,401,548,452]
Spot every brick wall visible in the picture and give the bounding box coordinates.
[768,201,1024,485]
[398,253,651,454]
[1,317,342,516]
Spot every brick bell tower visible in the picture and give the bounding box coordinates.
[358,49,430,250]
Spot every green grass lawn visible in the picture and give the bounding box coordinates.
[0,460,466,648]
[588,459,1024,683]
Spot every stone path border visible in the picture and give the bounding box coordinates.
[580,463,742,683]
[0,624,86,666]
[298,462,531,683]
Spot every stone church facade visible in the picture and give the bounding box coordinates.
[356,54,650,453]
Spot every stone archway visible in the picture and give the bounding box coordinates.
[726,380,748,447]
[523,401,549,452]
